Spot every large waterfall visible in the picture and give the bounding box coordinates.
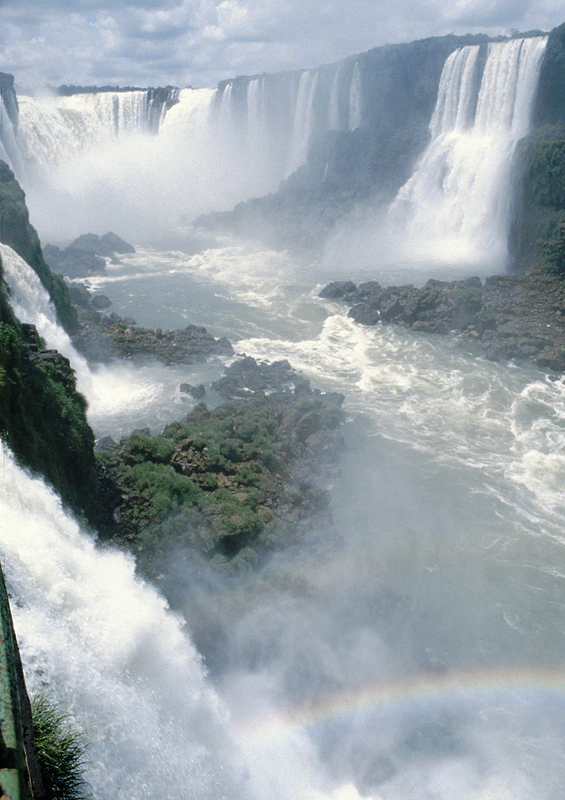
[0,441,248,800]
[2,59,368,239]
[3,30,565,799]
[388,36,547,267]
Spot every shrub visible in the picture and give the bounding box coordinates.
[31,693,90,800]
[122,462,203,523]
[125,434,175,464]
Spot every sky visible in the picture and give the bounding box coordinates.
[0,0,564,93]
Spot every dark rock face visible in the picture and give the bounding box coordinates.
[0,73,18,131]
[44,232,135,278]
[72,308,234,365]
[212,356,309,398]
[321,271,565,373]
[533,23,565,128]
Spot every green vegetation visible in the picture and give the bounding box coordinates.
[511,129,565,274]
[98,388,344,572]
[0,161,78,334]
[31,693,90,800]
[0,288,98,521]
[453,285,482,311]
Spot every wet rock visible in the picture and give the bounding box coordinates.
[90,294,112,309]
[44,232,135,278]
[180,383,206,399]
[321,269,565,374]
[72,310,233,365]
[319,280,358,299]
[212,356,304,398]
[94,436,119,454]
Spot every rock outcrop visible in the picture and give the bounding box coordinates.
[44,232,136,278]
[72,309,234,364]
[321,271,565,373]
[96,357,345,572]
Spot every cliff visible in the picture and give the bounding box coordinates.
[510,24,565,273]
[196,33,519,250]
[0,162,78,334]
[0,163,98,521]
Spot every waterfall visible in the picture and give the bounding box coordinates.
[286,70,320,176]
[68,90,151,134]
[0,244,193,439]
[247,76,265,149]
[348,62,363,131]
[217,82,235,134]
[0,243,91,383]
[0,441,246,800]
[16,89,171,172]
[329,65,342,130]
[388,36,548,267]
[429,45,481,138]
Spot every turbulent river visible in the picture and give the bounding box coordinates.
[1,30,564,800]
[4,234,565,800]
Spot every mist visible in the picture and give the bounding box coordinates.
[2,26,565,800]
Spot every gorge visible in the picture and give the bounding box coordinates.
[2,22,565,800]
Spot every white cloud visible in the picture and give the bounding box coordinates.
[0,0,563,91]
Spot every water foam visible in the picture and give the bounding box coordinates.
[388,36,547,268]
[0,441,247,799]
[0,244,216,439]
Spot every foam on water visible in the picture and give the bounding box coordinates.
[0,244,222,439]
[0,442,248,800]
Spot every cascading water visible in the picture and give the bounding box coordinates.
[286,70,320,176]
[388,36,548,268]
[0,442,248,800]
[348,62,363,131]
[0,243,92,377]
[3,32,565,799]
[9,55,373,241]
[7,236,565,798]
[0,243,222,438]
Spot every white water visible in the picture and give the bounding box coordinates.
[3,32,565,799]
[5,236,565,798]
[0,243,225,438]
[0,442,248,800]
[286,70,320,176]
[10,58,371,241]
[348,62,363,131]
[388,36,547,268]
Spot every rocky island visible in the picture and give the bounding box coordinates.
[320,269,565,374]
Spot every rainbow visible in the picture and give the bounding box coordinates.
[232,665,565,745]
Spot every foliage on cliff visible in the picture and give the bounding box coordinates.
[0,270,98,521]
[97,359,344,574]
[31,693,90,800]
[533,23,565,127]
[0,161,78,334]
[510,126,565,274]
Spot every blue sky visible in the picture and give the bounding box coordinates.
[1,0,564,92]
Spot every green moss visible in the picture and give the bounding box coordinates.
[99,380,344,568]
[452,285,482,311]
[124,434,175,465]
[121,462,204,526]
[0,276,98,520]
